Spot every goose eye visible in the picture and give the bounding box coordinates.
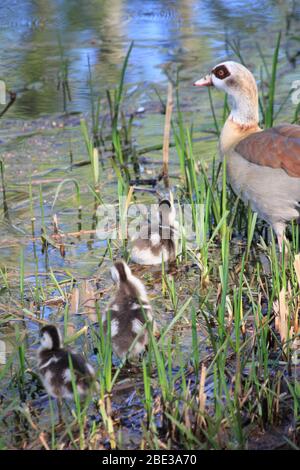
[213,66,230,80]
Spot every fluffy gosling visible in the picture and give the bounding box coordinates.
[130,193,178,265]
[102,260,158,360]
[37,325,96,415]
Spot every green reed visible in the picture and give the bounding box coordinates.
[0,159,9,218]
[87,56,102,147]
[57,35,72,113]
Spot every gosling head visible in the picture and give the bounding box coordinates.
[39,325,63,351]
[159,191,176,227]
[110,260,132,286]
[159,200,175,227]
[110,260,148,302]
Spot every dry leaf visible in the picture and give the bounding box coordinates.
[69,287,80,314]
[294,254,300,288]
[278,289,288,352]
[68,280,98,322]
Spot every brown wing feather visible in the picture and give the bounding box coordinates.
[235,124,300,177]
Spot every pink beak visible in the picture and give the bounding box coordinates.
[193,75,213,87]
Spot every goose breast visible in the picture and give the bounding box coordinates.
[227,149,300,229]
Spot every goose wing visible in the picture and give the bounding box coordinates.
[235,124,300,177]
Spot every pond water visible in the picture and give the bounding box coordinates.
[0,0,299,118]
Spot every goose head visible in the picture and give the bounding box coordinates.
[194,61,259,126]
[39,325,63,351]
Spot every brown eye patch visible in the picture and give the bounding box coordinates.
[212,65,230,80]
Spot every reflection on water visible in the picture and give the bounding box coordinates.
[0,0,298,118]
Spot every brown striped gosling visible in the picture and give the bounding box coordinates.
[130,193,178,265]
[102,260,158,360]
[37,325,96,409]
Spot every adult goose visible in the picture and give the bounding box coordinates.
[194,61,300,250]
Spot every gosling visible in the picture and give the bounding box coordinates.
[130,193,178,265]
[102,260,158,360]
[37,324,96,419]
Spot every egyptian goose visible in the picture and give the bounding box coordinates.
[37,325,96,418]
[102,260,158,360]
[194,61,300,250]
[130,193,178,265]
